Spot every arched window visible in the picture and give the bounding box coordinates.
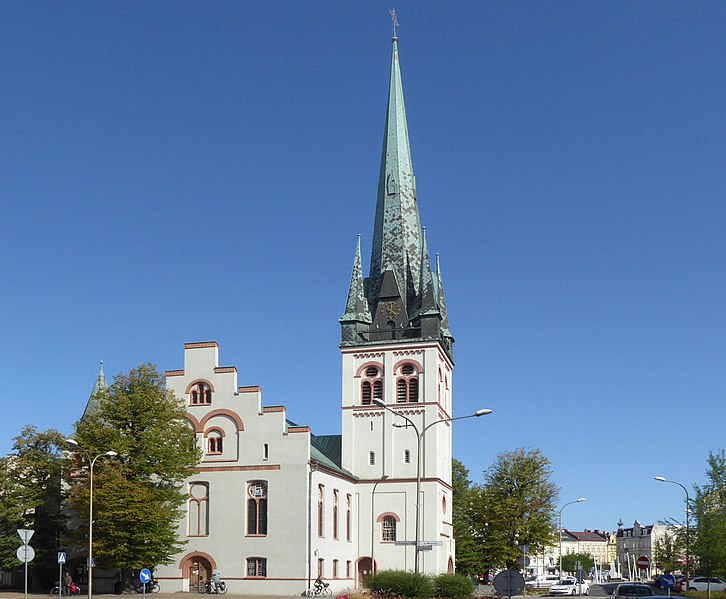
[317,485,325,537]
[188,482,209,536]
[361,366,383,405]
[396,363,419,403]
[190,382,212,405]
[207,432,223,455]
[346,494,352,541]
[247,481,267,536]
[333,490,339,539]
[382,515,396,542]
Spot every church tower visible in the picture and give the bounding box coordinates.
[340,33,456,575]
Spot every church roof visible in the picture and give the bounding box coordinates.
[311,434,355,479]
[340,34,454,359]
[82,361,108,419]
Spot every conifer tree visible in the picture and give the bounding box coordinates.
[67,363,200,570]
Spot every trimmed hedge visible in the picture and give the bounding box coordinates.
[433,573,475,598]
[367,570,474,598]
[367,570,434,598]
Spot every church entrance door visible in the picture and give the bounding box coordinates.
[189,558,212,593]
[358,558,373,588]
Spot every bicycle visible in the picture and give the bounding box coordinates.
[207,580,228,595]
[306,583,332,597]
[50,584,81,596]
[135,581,160,593]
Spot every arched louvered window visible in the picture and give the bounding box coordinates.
[361,382,372,405]
[397,363,420,403]
[361,365,383,405]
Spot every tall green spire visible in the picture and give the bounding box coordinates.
[340,235,373,326]
[82,361,108,419]
[369,36,423,308]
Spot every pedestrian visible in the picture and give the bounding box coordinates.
[64,572,73,596]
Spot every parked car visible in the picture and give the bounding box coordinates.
[610,583,655,598]
[681,577,726,592]
[550,579,590,596]
[526,575,564,589]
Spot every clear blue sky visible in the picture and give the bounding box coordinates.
[3,2,725,533]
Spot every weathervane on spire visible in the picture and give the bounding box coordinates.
[390,8,399,39]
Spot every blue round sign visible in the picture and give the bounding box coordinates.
[660,575,676,589]
[139,569,152,584]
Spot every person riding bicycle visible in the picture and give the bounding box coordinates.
[314,577,325,592]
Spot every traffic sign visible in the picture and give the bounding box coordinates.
[16,545,35,563]
[58,552,66,564]
[660,575,676,589]
[17,529,34,545]
[394,540,417,546]
[519,556,531,568]
[636,556,650,570]
[419,544,433,552]
[493,570,525,597]
[139,569,152,584]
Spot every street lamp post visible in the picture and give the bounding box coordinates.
[654,476,690,589]
[371,474,389,575]
[373,400,492,574]
[65,439,117,599]
[558,498,586,577]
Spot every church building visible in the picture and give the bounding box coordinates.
[151,33,460,595]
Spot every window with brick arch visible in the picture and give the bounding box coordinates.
[396,363,419,403]
[188,482,209,536]
[333,490,339,539]
[361,366,383,405]
[247,557,266,577]
[190,381,212,405]
[207,431,223,455]
[346,494,352,541]
[317,485,325,537]
[247,481,268,535]
[382,515,397,542]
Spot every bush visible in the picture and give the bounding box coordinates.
[367,570,434,598]
[433,573,475,598]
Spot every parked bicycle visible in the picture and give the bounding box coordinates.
[305,582,332,597]
[135,580,160,594]
[207,580,228,594]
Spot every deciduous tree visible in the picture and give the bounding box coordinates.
[692,450,726,576]
[473,448,559,569]
[67,363,200,570]
[452,459,484,575]
[0,426,66,586]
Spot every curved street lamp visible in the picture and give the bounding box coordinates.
[65,439,117,599]
[370,474,389,575]
[558,498,586,577]
[373,400,492,574]
[654,476,690,589]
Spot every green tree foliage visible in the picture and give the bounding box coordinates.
[452,458,484,575]
[691,450,726,576]
[0,426,66,585]
[652,528,684,573]
[366,569,434,597]
[474,448,559,569]
[561,553,594,575]
[433,573,476,598]
[67,363,200,570]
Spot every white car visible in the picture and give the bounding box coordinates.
[526,575,563,589]
[550,579,590,596]
[684,577,726,592]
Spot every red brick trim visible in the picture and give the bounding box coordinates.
[185,379,216,394]
[239,385,261,393]
[263,405,285,413]
[178,551,217,572]
[184,341,219,349]
[193,464,281,473]
[165,370,184,377]
[214,366,237,374]
[199,409,244,431]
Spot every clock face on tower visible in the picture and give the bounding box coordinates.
[380,301,401,320]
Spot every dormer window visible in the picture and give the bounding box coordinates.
[361,366,383,405]
[396,363,419,403]
[190,381,212,405]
